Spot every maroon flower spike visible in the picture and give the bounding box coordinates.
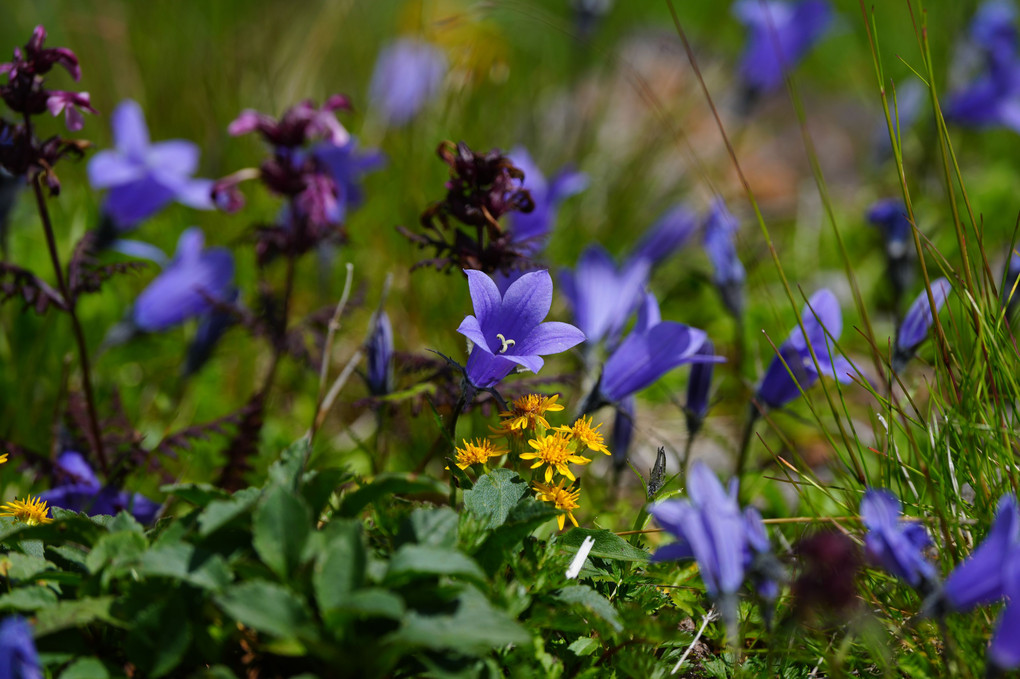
[228,96,351,149]
[1,25,85,119]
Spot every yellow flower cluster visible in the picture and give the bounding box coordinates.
[454,438,507,470]
[0,496,52,526]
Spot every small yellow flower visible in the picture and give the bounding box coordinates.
[454,438,507,470]
[556,416,610,456]
[0,496,52,526]
[520,432,591,482]
[0,453,8,465]
[533,479,581,530]
[496,393,564,433]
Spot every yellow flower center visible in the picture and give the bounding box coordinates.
[455,438,506,469]
[498,393,564,432]
[0,496,53,526]
[527,433,573,465]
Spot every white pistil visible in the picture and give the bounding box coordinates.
[496,333,516,354]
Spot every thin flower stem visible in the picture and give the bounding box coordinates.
[30,176,108,475]
[734,404,760,482]
[308,262,355,442]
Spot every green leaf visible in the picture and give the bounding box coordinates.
[338,474,447,517]
[301,467,353,516]
[476,498,560,574]
[253,484,312,579]
[559,529,649,563]
[134,543,232,592]
[123,593,192,678]
[107,511,145,535]
[313,521,364,617]
[386,587,529,655]
[215,581,313,640]
[0,552,53,581]
[197,487,261,537]
[161,483,232,508]
[59,657,111,679]
[555,585,623,633]
[410,507,458,548]
[567,636,600,657]
[385,544,485,586]
[0,586,57,611]
[337,588,405,620]
[86,531,148,574]
[463,469,528,530]
[34,597,117,636]
[268,437,311,489]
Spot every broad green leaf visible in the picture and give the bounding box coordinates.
[34,597,117,636]
[197,487,261,537]
[410,506,458,548]
[559,528,649,563]
[0,585,57,611]
[567,636,600,657]
[86,531,148,574]
[215,581,313,640]
[134,543,232,592]
[336,588,405,620]
[160,483,231,508]
[386,587,529,655]
[338,474,447,517]
[59,657,111,679]
[253,484,312,579]
[385,544,485,586]
[313,521,364,616]
[463,469,528,530]
[301,467,353,516]
[268,437,311,489]
[0,552,53,581]
[475,498,560,574]
[555,585,623,633]
[107,511,145,535]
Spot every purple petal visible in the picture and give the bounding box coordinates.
[945,494,1020,610]
[456,315,490,354]
[600,322,708,402]
[88,150,145,189]
[650,541,696,563]
[756,342,818,409]
[369,39,447,126]
[497,269,554,342]
[103,175,177,228]
[112,99,150,160]
[464,269,503,345]
[502,353,544,374]
[896,278,951,353]
[991,599,1020,670]
[626,204,697,271]
[148,140,200,178]
[464,346,517,388]
[511,321,586,357]
[789,288,842,352]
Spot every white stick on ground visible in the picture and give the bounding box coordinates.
[672,608,718,675]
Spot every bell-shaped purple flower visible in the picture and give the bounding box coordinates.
[650,461,773,631]
[132,228,234,332]
[733,0,833,97]
[893,278,950,372]
[560,246,650,351]
[972,0,1019,70]
[88,100,214,231]
[40,451,160,524]
[0,616,41,679]
[506,147,588,255]
[702,199,746,317]
[625,204,698,273]
[365,309,394,395]
[457,269,585,388]
[755,289,854,410]
[944,61,1020,133]
[598,292,718,404]
[313,138,385,223]
[944,494,1020,612]
[685,340,715,437]
[860,488,937,591]
[369,39,447,126]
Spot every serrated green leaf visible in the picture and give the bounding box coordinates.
[215,581,313,640]
[253,484,311,579]
[197,487,261,537]
[555,585,623,633]
[134,543,232,592]
[559,528,649,562]
[34,597,117,636]
[313,521,364,617]
[301,467,352,516]
[336,588,405,620]
[475,498,560,574]
[338,474,447,517]
[463,469,528,530]
[410,506,458,548]
[385,544,485,586]
[0,585,57,611]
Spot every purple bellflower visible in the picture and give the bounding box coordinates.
[685,340,715,437]
[650,461,777,632]
[365,309,394,395]
[972,0,1019,69]
[457,269,585,389]
[0,616,41,679]
[560,245,650,352]
[132,228,234,332]
[860,488,937,592]
[369,39,447,126]
[893,278,950,372]
[733,0,833,99]
[625,204,698,273]
[867,198,914,299]
[40,451,160,524]
[88,100,214,233]
[702,199,746,317]
[755,289,855,410]
[506,147,588,255]
[313,138,385,223]
[942,494,1020,671]
[610,396,635,473]
[595,292,718,406]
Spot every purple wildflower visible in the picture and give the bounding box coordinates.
[457,269,585,388]
[88,100,213,231]
[0,616,41,679]
[313,138,385,222]
[597,292,718,405]
[702,199,746,317]
[40,451,160,524]
[132,228,234,332]
[972,0,1018,69]
[625,204,698,272]
[45,90,96,132]
[610,395,635,473]
[365,309,394,395]
[860,488,937,591]
[560,245,650,350]
[893,278,950,372]
[650,461,774,631]
[733,0,833,97]
[755,289,854,410]
[369,39,447,126]
[685,340,715,437]
[867,198,915,298]
[183,287,238,377]
[506,147,588,255]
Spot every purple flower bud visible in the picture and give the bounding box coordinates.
[733,0,833,96]
[685,340,715,435]
[625,204,697,272]
[366,310,394,395]
[88,100,214,231]
[184,288,238,377]
[610,396,635,472]
[702,199,745,317]
[369,39,447,126]
[506,147,588,255]
[560,245,649,348]
[132,228,234,332]
[457,269,585,388]
[0,616,41,679]
[755,289,854,409]
[860,488,936,590]
[893,278,950,372]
